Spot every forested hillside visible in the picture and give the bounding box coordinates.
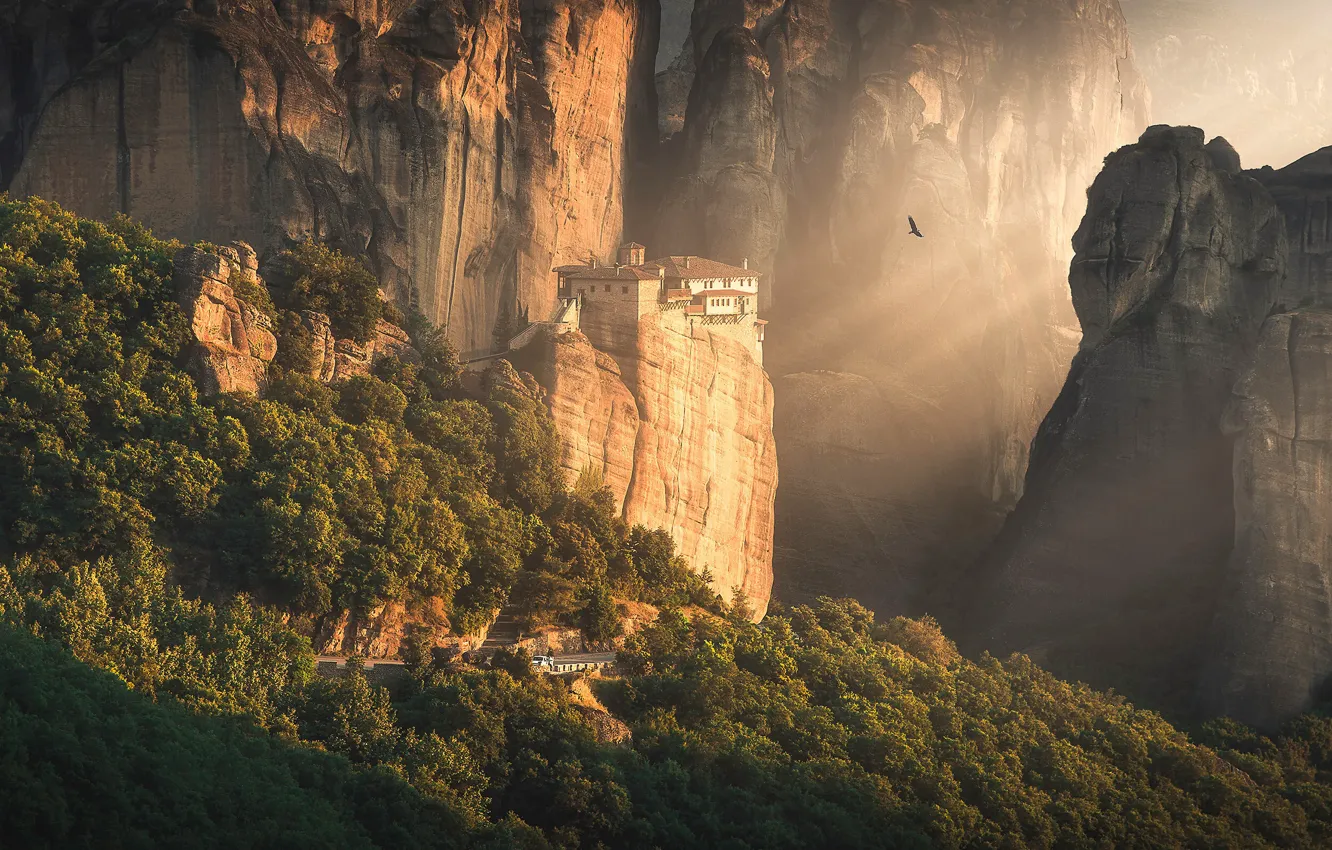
[5,199,1332,848]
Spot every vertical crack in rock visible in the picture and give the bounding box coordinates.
[116,63,129,215]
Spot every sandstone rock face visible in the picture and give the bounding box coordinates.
[1255,148,1332,310]
[174,245,277,396]
[316,597,451,659]
[516,322,777,617]
[1120,0,1332,169]
[2,0,658,359]
[975,126,1287,716]
[520,331,642,513]
[1203,310,1332,728]
[1191,148,1332,728]
[304,313,419,385]
[654,0,1149,616]
[655,26,784,303]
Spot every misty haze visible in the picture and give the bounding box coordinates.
[2,0,1332,846]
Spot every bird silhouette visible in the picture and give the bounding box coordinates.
[908,216,924,238]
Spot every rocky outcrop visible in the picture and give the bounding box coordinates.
[1192,148,1332,728]
[514,322,777,617]
[316,597,453,658]
[976,126,1287,716]
[174,244,277,396]
[653,0,1149,617]
[1255,148,1332,309]
[2,0,659,360]
[1120,0,1332,169]
[304,314,419,384]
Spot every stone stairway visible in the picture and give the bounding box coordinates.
[480,608,523,651]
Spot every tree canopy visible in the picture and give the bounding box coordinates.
[3,198,1332,848]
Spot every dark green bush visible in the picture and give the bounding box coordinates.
[268,242,383,344]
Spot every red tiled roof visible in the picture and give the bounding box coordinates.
[685,305,704,315]
[649,256,761,280]
[665,288,693,300]
[556,265,664,281]
[755,319,768,325]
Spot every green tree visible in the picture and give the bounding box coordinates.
[269,242,384,343]
[581,583,621,646]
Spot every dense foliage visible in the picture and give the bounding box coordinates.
[0,197,694,647]
[267,241,384,344]
[6,198,1332,848]
[0,625,490,849]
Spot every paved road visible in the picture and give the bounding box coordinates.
[313,652,619,676]
[315,656,404,667]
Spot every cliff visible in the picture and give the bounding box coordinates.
[976,126,1288,717]
[1204,309,1332,727]
[652,0,1149,616]
[514,321,777,618]
[1,0,659,360]
[1196,148,1332,728]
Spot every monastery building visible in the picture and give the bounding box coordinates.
[551,243,766,365]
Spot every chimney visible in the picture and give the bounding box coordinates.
[684,256,691,269]
[742,257,749,269]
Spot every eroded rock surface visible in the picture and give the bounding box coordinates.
[976,126,1287,715]
[175,245,277,396]
[654,0,1149,616]
[519,331,643,513]
[304,313,419,385]
[2,0,658,359]
[514,323,777,617]
[1192,148,1332,727]
[1203,310,1332,727]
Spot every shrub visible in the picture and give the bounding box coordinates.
[268,242,383,343]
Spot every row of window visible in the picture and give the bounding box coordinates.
[704,279,756,289]
[570,285,632,296]
[566,283,755,300]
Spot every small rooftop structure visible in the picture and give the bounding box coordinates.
[618,242,647,266]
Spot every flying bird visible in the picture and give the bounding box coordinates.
[908,216,924,238]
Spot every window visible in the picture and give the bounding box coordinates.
[604,284,611,292]
[622,286,629,294]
